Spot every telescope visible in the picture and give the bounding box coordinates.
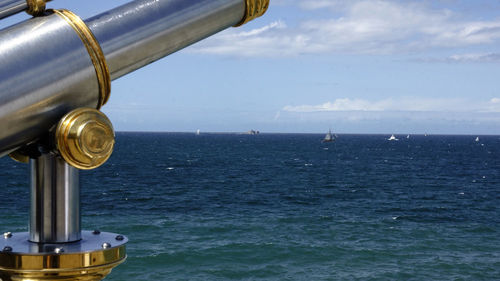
[0,0,268,280]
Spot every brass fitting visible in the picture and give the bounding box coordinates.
[8,150,29,164]
[52,9,111,109]
[0,231,127,281]
[56,108,115,170]
[235,0,269,26]
[0,248,125,281]
[26,0,50,16]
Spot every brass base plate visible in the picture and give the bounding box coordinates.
[0,231,127,281]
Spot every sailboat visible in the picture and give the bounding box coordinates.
[388,134,398,141]
[475,136,479,142]
[322,129,335,143]
[196,129,200,135]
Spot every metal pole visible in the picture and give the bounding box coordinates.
[30,153,80,243]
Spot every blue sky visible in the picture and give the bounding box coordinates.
[3,0,500,134]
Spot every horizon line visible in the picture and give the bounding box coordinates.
[114,131,497,136]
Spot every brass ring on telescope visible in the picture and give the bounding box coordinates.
[235,0,269,26]
[26,0,46,16]
[52,9,111,109]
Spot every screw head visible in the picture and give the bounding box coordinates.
[2,246,12,252]
[54,247,64,254]
[3,232,12,239]
[102,242,111,249]
[115,235,124,241]
[92,230,101,235]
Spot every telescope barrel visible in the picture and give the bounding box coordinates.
[0,0,26,19]
[87,0,246,80]
[0,13,103,158]
[0,0,267,158]
[0,0,51,19]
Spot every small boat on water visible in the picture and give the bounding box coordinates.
[388,134,398,141]
[406,134,410,139]
[475,136,479,142]
[322,129,335,143]
[196,129,200,135]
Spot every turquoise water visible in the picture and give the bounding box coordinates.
[1,133,499,280]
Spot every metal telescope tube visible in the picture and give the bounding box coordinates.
[86,0,247,80]
[0,0,51,19]
[0,0,268,158]
[0,0,25,19]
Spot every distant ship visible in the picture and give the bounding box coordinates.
[196,129,200,135]
[388,134,398,141]
[475,136,479,142]
[246,130,260,135]
[406,134,410,139]
[322,130,335,143]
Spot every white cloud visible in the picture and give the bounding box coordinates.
[299,0,346,10]
[447,53,500,63]
[189,0,500,57]
[283,97,500,113]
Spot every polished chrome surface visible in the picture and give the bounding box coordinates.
[0,0,261,158]
[52,9,111,108]
[0,0,26,19]
[0,13,100,158]
[0,0,52,19]
[86,0,245,79]
[30,153,80,243]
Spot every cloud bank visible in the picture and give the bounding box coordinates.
[282,97,500,113]
[190,0,500,59]
[274,97,500,133]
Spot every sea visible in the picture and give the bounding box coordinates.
[1,133,499,280]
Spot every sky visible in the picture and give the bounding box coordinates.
[2,0,500,134]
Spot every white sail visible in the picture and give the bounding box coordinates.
[323,129,335,142]
[388,134,398,141]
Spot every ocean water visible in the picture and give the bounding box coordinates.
[1,133,499,280]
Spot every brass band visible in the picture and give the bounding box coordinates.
[26,0,46,16]
[0,245,126,281]
[52,9,111,109]
[8,150,29,163]
[235,0,269,26]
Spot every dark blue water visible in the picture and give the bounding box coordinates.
[1,133,499,280]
